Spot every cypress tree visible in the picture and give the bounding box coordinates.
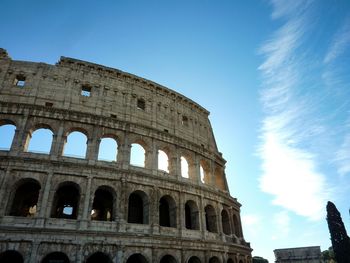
[326,201,350,263]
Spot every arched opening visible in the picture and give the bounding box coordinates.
[221,209,231,235]
[126,253,148,263]
[98,137,118,162]
[0,250,23,263]
[27,127,53,154]
[63,131,87,158]
[128,191,149,224]
[0,123,16,150]
[159,195,176,228]
[209,257,220,263]
[185,200,199,230]
[41,252,70,263]
[51,183,80,219]
[86,252,112,263]
[181,156,189,178]
[9,179,41,217]
[233,214,241,237]
[227,259,235,263]
[91,187,114,221]
[160,255,177,263]
[200,160,210,184]
[205,205,217,233]
[188,256,201,263]
[130,143,145,167]
[158,150,169,173]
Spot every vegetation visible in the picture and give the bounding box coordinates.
[252,256,268,263]
[326,201,350,263]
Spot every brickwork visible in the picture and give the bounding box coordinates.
[0,48,252,263]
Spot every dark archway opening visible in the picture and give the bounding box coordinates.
[0,250,23,263]
[10,180,40,217]
[51,184,80,219]
[205,205,217,233]
[185,201,199,230]
[126,253,148,263]
[91,188,114,221]
[188,256,201,263]
[160,255,177,263]
[86,252,112,263]
[221,209,231,235]
[128,191,148,224]
[41,252,70,263]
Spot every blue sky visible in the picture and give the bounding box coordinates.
[1,0,350,261]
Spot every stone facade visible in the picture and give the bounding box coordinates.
[0,48,252,263]
[274,247,322,263]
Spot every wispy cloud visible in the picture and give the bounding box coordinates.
[324,17,350,64]
[258,1,329,221]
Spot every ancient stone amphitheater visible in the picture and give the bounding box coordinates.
[0,48,252,263]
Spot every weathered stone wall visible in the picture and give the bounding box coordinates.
[0,48,252,263]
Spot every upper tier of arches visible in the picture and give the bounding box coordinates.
[0,118,228,191]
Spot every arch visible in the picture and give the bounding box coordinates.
[27,127,53,154]
[86,252,112,263]
[188,256,201,263]
[41,252,70,263]
[233,214,241,237]
[128,190,149,224]
[205,205,217,233]
[98,137,118,162]
[221,209,231,235]
[180,156,189,178]
[126,253,148,263]
[158,149,169,173]
[209,257,220,263]
[200,159,210,184]
[63,130,88,158]
[51,182,80,219]
[9,178,41,217]
[130,143,145,167]
[91,187,114,221]
[0,123,16,150]
[0,250,23,263]
[160,255,177,263]
[159,195,176,228]
[185,200,199,230]
[227,259,235,263]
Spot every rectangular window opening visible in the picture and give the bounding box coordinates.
[137,99,146,110]
[81,86,91,97]
[45,102,53,107]
[14,75,26,87]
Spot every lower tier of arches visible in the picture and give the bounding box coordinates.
[0,229,252,263]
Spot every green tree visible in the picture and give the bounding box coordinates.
[326,201,350,263]
[322,247,336,263]
[252,256,268,263]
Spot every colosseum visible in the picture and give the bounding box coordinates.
[0,48,252,263]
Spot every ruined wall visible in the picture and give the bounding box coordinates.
[0,48,252,263]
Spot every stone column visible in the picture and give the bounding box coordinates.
[50,125,65,159]
[36,170,54,226]
[0,168,11,216]
[10,113,29,156]
[80,176,92,229]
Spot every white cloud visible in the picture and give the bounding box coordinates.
[258,0,329,221]
[324,17,350,64]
